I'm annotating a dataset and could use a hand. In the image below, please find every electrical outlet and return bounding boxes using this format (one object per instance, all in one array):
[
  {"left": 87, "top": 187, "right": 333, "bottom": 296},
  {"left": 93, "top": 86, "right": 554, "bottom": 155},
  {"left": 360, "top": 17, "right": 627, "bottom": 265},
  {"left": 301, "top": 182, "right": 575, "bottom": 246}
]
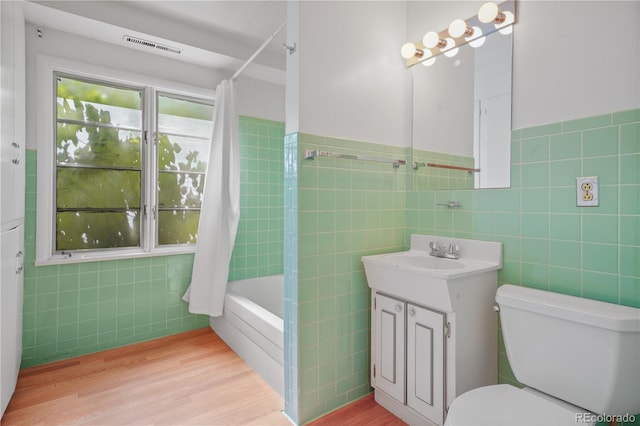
[{"left": 577, "top": 176, "right": 599, "bottom": 207}]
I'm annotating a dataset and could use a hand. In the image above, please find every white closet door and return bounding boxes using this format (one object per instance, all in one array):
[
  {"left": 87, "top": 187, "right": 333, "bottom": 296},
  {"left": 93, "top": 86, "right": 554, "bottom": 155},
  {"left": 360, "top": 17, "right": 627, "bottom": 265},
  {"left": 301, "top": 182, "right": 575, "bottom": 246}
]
[{"left": 1, "top": 0, "right": 25, "bottom": 227}]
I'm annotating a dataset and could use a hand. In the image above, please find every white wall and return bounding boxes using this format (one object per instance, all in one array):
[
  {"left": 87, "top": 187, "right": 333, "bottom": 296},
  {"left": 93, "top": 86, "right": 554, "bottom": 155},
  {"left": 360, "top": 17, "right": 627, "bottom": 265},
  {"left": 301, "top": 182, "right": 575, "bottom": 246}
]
[
  {"left": 291, "top": 1, "right": 409, "bottom": 147},
  {"left": 406, "top": 1, "right": 639, "bottom": 134},
  {"left": 512, "top": 1, "right": 640, "bottom": 129}
]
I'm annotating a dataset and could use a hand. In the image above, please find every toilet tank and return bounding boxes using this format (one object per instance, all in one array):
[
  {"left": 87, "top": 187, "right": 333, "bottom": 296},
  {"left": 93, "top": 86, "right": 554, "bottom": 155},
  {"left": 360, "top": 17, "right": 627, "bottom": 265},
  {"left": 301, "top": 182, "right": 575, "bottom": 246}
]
[{"left": 496, "top": 285, "right": 640, "bottom": 416}]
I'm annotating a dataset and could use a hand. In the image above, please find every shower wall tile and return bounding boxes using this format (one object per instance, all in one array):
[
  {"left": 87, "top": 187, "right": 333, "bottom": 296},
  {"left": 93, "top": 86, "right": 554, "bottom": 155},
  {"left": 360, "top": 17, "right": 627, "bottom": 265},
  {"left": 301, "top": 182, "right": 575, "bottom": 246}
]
[
  {"left": 405, "top": 108, "right": 640, "bottom": 389},
  {"left": 230, "top": 117, "right": 285, "bottom": 280},
  {"left": 22, "top": 116, "right": 282, "bottom": 368}
]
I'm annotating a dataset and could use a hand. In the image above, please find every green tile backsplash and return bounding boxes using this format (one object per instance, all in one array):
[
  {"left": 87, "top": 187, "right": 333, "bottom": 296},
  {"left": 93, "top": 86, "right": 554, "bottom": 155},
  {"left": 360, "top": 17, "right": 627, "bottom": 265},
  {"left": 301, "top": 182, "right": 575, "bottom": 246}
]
[
  {"left": 22, "top": 116, "right": 284, "bottom": 367},
  {"left": 406, "top": 108, "right": 640, "bottom": 388}
]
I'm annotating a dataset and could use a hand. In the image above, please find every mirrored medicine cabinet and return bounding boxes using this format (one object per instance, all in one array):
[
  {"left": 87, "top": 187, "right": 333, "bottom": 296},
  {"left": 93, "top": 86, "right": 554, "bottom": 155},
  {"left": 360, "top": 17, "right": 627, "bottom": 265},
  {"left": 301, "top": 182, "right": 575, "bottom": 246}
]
[{"left": 408, "top": 1, "right": 514, "bottom": 190}]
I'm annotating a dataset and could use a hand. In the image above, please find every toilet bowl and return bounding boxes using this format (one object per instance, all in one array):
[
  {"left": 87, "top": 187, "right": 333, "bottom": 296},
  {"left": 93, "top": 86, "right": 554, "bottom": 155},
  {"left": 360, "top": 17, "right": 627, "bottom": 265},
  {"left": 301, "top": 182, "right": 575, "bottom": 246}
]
[
  {"left": 445, "top": 285, "right": 640, "bottom": 426},
  {"left": 445, "top": 384, "right": 593, "bottom": 426}
]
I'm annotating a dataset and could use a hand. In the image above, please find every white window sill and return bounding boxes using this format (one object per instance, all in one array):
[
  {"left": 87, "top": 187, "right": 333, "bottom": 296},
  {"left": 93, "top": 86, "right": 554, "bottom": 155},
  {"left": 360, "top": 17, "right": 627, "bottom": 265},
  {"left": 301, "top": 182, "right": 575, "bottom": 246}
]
[{"left": 35, "top": 245, "right": 195, "bottom": 266}]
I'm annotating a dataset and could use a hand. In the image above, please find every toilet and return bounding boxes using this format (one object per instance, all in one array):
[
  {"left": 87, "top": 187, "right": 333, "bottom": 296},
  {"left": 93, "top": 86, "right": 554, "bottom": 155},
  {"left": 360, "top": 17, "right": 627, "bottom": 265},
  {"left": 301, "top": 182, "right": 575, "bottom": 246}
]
[{"left": 445, "top": 284, "right": 640, "bottom": 426}]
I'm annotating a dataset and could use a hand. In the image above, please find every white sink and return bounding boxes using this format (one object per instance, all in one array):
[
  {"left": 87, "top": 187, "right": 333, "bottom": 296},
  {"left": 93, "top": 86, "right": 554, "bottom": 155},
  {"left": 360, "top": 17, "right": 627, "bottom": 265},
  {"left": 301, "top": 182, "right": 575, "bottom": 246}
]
[
  {"left": 361, "top": 250, "right": 503, "bottom": 278},
  {"left": 374, "top": 252, "right": 465, "bottom": 271},
  {"left": 362, "top": 235, "right": 503, "bottom": 311}
]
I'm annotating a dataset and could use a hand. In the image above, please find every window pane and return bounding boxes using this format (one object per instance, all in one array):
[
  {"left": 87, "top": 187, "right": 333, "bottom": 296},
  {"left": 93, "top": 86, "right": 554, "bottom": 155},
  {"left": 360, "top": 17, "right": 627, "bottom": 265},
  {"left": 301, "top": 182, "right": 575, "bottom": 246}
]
[
  {"left": 57, "top": 76, "right": 142, "bottom": 127},
  {"left": 55, "top": 76, "right": 144, "bottom": 253},
  {"left": 56, "top": 211, "right": 140, "bottom": 250},
  {"left": 57, "top": 169, "right": 141, "bottom": 209},
  {"left": 157, "top": 210, "right": 200, "bottom": 245},
  {"left": 156, "top": 93, "right": 211, "bottom": 248},
  {"left": 157, "top": 134, "right": 209, "bottom": 172},
  {"left": 57, "top": 124, "right": 141, "bottom": 168},
  {"left": 158, "top": 95, "right": 213, "bottom": 138},
  {"left": 157, "top": 172, "right": 203, "bottom": 209}
]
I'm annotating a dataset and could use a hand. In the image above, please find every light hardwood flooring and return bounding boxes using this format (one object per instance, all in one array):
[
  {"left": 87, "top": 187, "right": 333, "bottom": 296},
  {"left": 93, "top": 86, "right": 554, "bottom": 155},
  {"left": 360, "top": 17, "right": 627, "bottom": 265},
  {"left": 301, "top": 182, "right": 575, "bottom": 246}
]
[
  {"left": 307, "top": 394, "right": 406, "bottom": 426},
  {"left": 1, "top": 328, "right": 404, "bottom": 426}
]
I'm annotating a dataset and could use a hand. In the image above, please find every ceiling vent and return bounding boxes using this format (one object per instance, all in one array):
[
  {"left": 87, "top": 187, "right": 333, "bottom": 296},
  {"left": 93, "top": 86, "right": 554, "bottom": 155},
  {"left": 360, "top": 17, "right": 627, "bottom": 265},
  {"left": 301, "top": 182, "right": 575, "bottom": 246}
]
[{"left": 123, "top": 35, "right": 182, "bottom": 55}]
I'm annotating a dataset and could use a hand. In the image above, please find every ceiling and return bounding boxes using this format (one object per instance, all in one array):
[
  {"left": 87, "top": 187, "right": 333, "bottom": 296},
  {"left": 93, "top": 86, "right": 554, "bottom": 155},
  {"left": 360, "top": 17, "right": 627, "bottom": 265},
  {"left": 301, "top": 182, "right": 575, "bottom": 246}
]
[
  {"left": 23, "top": 1, "right": 288, "bottom": 83},
  {"left": 123, "top": 1, "right": 287, "bottom": 52}
]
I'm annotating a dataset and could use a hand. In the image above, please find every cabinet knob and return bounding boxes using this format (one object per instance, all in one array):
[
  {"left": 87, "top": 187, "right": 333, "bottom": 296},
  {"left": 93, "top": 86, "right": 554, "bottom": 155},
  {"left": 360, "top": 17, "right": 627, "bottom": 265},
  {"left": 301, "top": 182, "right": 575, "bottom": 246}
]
[
  {"left": 395, "top": 304, "right": 402, "bottom": 313},
  {"left": 15, "top": 251, "right": 23, "bottom": 274},
  {"left": 11, "top": 142, "right": 21, "bottom": 165},
  {"left": 408, "top": 308, "right": 415, "bottom": 316}
]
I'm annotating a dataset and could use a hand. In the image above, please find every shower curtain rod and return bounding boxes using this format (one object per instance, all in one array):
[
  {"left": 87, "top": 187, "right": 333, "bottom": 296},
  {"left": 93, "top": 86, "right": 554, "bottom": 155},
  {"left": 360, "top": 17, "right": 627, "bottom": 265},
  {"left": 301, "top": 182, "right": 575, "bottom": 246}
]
[{"left": 230, "top": 21, "right": 287, "bottom": 81}]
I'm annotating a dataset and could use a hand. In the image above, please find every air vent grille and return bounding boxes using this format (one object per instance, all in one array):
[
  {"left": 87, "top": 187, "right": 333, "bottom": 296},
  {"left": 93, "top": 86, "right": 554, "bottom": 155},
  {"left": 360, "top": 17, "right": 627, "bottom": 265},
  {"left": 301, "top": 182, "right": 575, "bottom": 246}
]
[{"left": 123, "top": 35, "right": 182, "bottom": 55}]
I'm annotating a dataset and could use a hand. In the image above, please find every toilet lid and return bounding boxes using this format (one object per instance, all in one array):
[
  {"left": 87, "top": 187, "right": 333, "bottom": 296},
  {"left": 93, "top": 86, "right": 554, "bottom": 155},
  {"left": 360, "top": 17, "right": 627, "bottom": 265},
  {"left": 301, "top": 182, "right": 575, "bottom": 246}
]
[{"left": 445, "top": 384, "right": 591, "bottom": 426}]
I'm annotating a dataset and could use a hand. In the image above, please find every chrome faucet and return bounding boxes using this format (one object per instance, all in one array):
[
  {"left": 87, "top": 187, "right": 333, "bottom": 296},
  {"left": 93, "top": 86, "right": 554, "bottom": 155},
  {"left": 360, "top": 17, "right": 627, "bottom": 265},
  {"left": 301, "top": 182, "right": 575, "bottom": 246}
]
[{"left": 429, "top": 241, "right": 460, "bottom": 259}]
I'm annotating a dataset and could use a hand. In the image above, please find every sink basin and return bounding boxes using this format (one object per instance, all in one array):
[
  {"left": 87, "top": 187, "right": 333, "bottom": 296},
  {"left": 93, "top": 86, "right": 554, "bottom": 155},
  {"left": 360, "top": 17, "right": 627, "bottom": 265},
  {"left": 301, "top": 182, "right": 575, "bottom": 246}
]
[
  {"left": 361, "top": 235, "right": 503, "bottom": 311},
  {"left": 362, "top": 250, "right": 497, "bottom": 279},
  {"left": 369, "top": 251, "right": 465, "bottom": 271}
]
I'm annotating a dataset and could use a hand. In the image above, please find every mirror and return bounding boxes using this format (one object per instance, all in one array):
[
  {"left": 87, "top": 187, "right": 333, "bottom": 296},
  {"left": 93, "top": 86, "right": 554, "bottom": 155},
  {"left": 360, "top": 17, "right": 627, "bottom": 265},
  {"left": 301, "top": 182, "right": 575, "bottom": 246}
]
[{"left": 410, "top": 9, "right": 513, "bottom": 190}]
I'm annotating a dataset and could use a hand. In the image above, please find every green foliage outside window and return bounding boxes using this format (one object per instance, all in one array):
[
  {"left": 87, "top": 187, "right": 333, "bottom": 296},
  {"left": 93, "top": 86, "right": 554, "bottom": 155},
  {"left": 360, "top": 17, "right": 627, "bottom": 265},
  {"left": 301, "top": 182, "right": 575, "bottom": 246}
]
[{"left": 55, "top": 75, "right": 213, "bottom": 252}]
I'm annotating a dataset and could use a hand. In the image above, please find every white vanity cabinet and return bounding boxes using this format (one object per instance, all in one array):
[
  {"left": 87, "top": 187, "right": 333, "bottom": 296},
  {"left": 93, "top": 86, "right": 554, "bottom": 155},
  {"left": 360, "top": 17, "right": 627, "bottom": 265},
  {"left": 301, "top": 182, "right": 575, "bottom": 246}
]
[
  {"left": 363, "top": 235, "right": 503, "bottom": 426},
  {"left": 374, "top": 293, "right": 446, "bottom": 425}
]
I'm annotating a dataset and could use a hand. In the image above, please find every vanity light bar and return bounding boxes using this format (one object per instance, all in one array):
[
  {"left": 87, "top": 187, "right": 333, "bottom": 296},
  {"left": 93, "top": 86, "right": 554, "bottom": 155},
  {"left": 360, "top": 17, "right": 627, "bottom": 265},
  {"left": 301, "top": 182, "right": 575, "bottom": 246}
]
[{"left": 401, "top": 0, "right": 516, "bottom": 68}]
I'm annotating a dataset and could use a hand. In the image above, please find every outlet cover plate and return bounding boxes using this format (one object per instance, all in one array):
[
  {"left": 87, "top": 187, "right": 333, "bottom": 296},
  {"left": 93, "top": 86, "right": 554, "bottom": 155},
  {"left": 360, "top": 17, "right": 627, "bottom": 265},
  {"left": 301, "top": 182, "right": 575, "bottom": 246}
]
[{"left": 577, "top": 176, "right": 599, "bottom": 207}]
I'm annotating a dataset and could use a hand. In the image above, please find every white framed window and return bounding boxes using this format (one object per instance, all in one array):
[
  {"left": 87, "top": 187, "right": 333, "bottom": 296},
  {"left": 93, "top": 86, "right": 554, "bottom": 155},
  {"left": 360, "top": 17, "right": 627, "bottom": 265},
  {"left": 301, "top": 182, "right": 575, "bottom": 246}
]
[{"left": 36, "top": 56, "right": 215, "bottom": 265}]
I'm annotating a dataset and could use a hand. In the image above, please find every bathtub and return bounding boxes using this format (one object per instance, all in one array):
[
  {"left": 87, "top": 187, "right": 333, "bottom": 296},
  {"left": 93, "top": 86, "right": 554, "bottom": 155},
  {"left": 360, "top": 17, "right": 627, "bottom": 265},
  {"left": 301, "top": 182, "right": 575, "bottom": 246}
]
[{"left": 210, "top": 274, "right": 284, "bottom": 396}]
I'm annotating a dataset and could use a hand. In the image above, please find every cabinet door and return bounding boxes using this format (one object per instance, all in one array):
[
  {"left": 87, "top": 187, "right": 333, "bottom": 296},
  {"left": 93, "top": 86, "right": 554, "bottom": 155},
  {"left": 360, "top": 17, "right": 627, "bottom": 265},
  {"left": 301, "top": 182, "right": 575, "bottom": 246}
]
[
  {"left": 0, "top": 0, "right": 25, "bottom": 227},
  {"left": 406, "top": 303, "right": 445, "bottom": 424},
  {"left": 374, "top": 294, "right": 405, "bottom": 403},
  {"left": 1, "top": 224, "right": 24, "bottom": 416}
]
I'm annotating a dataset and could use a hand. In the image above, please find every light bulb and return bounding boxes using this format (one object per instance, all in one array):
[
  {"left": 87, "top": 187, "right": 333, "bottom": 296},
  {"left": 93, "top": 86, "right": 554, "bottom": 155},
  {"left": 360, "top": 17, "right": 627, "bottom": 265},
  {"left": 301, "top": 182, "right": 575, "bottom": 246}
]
[
  {"left": 422, "top": 56, "right": 437, "bottom": 67},
  {"left": 448, "top": 19, "right": 472, "bottom": 38},
  {"left": 418, "top": 45, "right": 434, "bottom": 66},
  {"left": 423, "top": 31, "right": 445, "bottom": 49},
  {"left": 469, "top": 35, "right": 486, "bottom": 48},
  {"left": 443, "top": 38, "right": 458, "bottom": 57},
  {"left": 401, "top": 42, "right": 422, "bottom": 59},
  {"left": 498, "top": 11, "right": 514, "bottom": 34},
  {"left": 478, "top": 2, "right": 505, "bottom": 24},
  {"left": 467, "top": 26, "right": 485, "bottom": 48}
]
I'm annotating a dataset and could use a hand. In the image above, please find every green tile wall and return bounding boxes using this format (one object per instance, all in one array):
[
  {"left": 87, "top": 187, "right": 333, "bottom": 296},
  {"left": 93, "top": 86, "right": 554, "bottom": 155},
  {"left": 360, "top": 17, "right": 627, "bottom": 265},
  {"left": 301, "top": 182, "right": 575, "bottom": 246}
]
[
  {"left": 285, "top": 133, "right": 409, "bottom": 423},
  {"left": 230, "top": 117, "right": 285, "bottom": 280},
  {"left": 406, "top": 109, "right": 640, "bottom": 391},
  {"left": 22, "top": 116, "right": 284, "bottom": 368}
]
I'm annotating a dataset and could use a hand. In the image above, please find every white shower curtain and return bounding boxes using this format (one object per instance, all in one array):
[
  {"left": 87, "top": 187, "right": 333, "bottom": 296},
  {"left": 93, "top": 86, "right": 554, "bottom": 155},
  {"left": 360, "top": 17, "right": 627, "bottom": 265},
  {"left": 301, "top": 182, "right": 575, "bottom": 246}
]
[{"left": 183, "top": 79, "right": 240, "bottom": 317}]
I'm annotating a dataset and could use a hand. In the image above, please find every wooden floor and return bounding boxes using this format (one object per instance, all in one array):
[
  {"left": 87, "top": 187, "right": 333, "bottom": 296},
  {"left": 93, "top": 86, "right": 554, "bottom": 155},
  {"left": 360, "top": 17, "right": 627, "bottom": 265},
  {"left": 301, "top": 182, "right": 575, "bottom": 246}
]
[
  {"left": 307, "top": 394, "right": 406, "bottom": 426},
  {"left": 1, "top": 328, "right": 404, "bottom": 426}
]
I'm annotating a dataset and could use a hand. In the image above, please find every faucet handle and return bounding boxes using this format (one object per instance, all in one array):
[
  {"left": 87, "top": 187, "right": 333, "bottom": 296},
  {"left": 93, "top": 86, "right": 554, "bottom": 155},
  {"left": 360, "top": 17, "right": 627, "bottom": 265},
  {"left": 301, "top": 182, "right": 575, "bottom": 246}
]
[
  {"left": 429, "top": 241, "right": 441, "bottom": 256},
  {"left": 447, "top": 243, "right": 460, "bottom": 258}
]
